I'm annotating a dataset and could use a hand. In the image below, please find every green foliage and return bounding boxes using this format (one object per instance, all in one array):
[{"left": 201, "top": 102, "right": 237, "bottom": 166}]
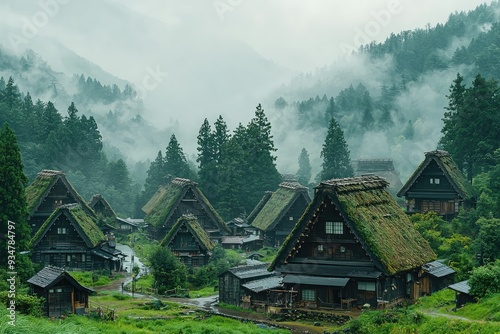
[
  {"left": 469, "top": 260, "right": 500, "bottom": 298},
  {"left": 148, "top": 246, "right": 187, "bottom": 293},
  {"left": 0, "top": 291, "right": 44, "bottom": 317},
  {"left": 473, "top": 217, "right": 500, "bottom": 264},
  {"left": 296, "top": 147, "right": 312, "bottom": 186},
  {"left": 318, "top": 116, "right": 354, "bottom": 181}
]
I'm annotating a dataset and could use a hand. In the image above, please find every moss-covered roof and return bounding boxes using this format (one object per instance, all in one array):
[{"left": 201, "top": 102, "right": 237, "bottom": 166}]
[
  {"left": 251, "top": 182, "right": 311, "bottom": 231},
  {"left": 247, "top": 191, "right": 273, "bottom": 223},
  {"left": 32, "top": 203, "right": 106, "bottom": 249},
  {"left": 397, "top": 150, "right": 474, "bottom": 199},
  {"left": 143, "top": 178, "right": 229, "bottom": 233},
  {"left": 88, "top": 194, "right": 116, "bottom": 218},
  {"left": 270, "top": 175, "right": 436, "bottom": 275},
  {"left": 25, "top": 170, "right": 95, "bottom": 217},
  {"left": 160, "top": 214, "right": 215, "bottom": 251}
]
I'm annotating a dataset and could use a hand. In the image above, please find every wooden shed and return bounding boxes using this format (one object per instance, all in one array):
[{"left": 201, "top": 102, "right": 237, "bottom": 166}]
[
  {"left": 270, "top": 175, "right": 436, "bottom": 309},
  {"left": 448, "top": 280, "right": 475, "bottom": 308},
  {"left": 28, "top": 266, "right": 92, "bottom": 317}
]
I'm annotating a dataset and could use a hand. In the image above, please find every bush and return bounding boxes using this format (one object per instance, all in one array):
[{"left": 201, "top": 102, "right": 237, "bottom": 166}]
[
  {"left": 0, "top": 291, "right": 44, "bottom": 317},
  {"left": 469, "top": 260, "right": 500, "bottom": 298}
]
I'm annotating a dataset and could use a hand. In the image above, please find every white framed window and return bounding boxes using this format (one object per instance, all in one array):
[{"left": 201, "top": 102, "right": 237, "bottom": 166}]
[
  {"left": 326, "top": 221, "right": 343, "bottom": 234},
  {"left": 317, "top": 244, "right": 324, "bottom": 252},
  {"left": 57, "top": 227, "right": 68, "bottom": 234},
  {"left": 430, "top": 178, "right": 440, "bottom": 184},
  {"left": 358, "top": 281, "right": 376, "bottom": 291},
  {"left": 301, "top": 289, "right": 315, "bottom": 301},
  {"left": 289, "top": 216, "right": 294, "bottom": 221}
]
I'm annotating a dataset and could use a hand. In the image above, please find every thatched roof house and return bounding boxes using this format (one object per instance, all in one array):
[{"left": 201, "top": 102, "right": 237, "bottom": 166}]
[
  {"left": 31, "top": 204, "right": 124, "bottom": 272},
  {"left": 160, "top": 214, "right": 215, "bottom": 268},
  {"left": 26, "top": 170, "right": 96, "bottom": 236},
  {"left": 88, "top": 194, "right": 116, "bottom": 218},
  {"left": 143, "top": 178, "right": 229, "bottom": 241},
  {"left": 398, "top": 150, "right": 475, "bottom": 220},
  {"left": 270, "top": 175, "right": 436, "bottom": 308},
  {"left": 249, "top": 181, "right": 311, "bottom": 247},
  {"left": 354, "top": 159, "right": 403, "bottom": 196}
]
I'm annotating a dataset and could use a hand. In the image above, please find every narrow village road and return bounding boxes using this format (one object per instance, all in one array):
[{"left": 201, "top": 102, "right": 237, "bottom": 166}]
[{"left": 421, "top": 310, "right": 485, "bottom": 323}]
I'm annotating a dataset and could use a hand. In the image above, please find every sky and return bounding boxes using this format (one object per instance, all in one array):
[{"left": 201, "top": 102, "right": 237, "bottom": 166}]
[{"left": 109, "top": 0, "right": 493, "bottom": 74}]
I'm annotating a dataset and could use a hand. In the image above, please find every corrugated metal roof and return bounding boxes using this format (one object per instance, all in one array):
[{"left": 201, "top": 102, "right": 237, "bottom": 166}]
[
  {"left": 242, "top": 276, "right": 282, "bottom": 293},
  {"left": 422, "top": 260, "right": 455, "bottom": 278},
  {"left": 448, "top": 280, "right": 470, "bottom": 294},
  {"left": 229, "top": 263, "right": 272, "bottom": 279},
  {"left": 283, "top": 274, "right": 349, "bottom": 287}
]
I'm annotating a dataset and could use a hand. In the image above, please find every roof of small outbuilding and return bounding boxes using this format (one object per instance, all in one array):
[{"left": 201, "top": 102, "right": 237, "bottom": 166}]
[
  {"left": 28, "top": 266, "right": 92, "bottom": 292},
  {"left": 160, "top": 214, "right": 215, "bottom": 252}
]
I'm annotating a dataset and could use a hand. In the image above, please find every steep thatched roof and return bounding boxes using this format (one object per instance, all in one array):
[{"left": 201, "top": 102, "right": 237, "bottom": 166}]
[
  {"left": 246, "top": 191, "right": 273, "bottom": 224},
  {"left": 88, "top": 194, "right": 116, "bottom": 218},
  {"left": 355, "top": 159, "right": 403, "bottom": 194},
  {"left": 270, "top": 175, "right": 436, "bottom": 275},
  {"left": 143, "top": 178, "right": 229, "bottom": 233},
  {"left": 32, "top": 204, "right": 106, "bottom": 249},
  {"left": 397, "top": 150, "right": 474, "bottom": 199},
  {"left": 26, "top": 170, "right": 95, "bottom": 218},
  {"left": 251, "top": 181, "right": 311, "bottom": 231},
  {"left": 160, "top": 214, "right": 214, "bottom": 251}
]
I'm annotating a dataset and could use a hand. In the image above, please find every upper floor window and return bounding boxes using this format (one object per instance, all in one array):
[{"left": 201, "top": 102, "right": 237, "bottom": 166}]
[
  {"left": 429, "top": 178, "right": 440, "bottom": 185},
  {"left": 326, "top": 221, "right": 343, "bottom": 234},
  {"left": 57, "top": 227, "right": 68, "bottom": 234}
]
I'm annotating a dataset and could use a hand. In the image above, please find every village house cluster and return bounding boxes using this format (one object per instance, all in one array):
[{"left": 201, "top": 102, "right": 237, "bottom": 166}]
[{"left": 25, "top": 150, "right": 474, "bottom": 317}]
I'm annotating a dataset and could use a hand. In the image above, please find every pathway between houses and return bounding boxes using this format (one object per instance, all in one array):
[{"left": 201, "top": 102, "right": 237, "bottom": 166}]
[{"left": 421, "top": 310, "right": 486, "bottom": 323}]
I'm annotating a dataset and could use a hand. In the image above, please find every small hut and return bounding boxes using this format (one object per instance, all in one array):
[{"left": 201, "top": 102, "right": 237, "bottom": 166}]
[{"left": 28, "top": 266, "right": 92, "bottom": 317}]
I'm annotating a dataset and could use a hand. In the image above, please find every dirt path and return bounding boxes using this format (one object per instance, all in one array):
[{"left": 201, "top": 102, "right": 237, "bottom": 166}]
[{"left": 421, "top": 310, "right": 485, "bottom": 323}]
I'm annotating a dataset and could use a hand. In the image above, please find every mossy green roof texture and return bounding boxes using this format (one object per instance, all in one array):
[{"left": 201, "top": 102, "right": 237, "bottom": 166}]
[
  {"left": 397, "top": 150, "right": 474, "bottom": 199},
  {"left": 26, "top": 170, "right": 95, "bottom": 217},
  {"left": 32, "top": 203, "right": 106, "bottom": 248},
  {"left": 251, "top": 182, "right": 311, "bottom": 231},
  {"left": 88, "top": 194, "right": 116, "bottom": 217},
  {"left": 143, "top": 178, "right": 229, "bottom": 233},
  {"left": 270, "top": 175, "right": 436, "bottom": 275},
  {"left": 160, "top": 214, "right": 215, "bottom": 251}
]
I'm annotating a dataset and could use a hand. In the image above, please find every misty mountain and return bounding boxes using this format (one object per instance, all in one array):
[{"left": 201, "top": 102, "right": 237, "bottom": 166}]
[{"left": 263, "top": 1, "right": 500, "bottom": 181}]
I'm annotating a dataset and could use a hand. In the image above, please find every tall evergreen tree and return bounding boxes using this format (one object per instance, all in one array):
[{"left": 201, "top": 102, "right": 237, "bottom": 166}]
[
  {"left": 296, "top": 148, "right": 312, "bottom": 186},
  {"left": 0, "top": 124, "right": 34, "bottom": 281},
  {"left": 440, "top": 74, "right": 500, "bottom": 180},
  {"left": 142, "top": 151, "right": 165, "bottom": 203},
  {"left": 164, "top": 134, "right": 194, "bottom": 180},
  {"left": 361, "top": 91, "right": 375, "bottom": 129},
  {"left": 318, "top": 117, "right": 354, "bottom": 181},
  {"left": 197, "top": 118, "right": 215, "bottom": 198}
]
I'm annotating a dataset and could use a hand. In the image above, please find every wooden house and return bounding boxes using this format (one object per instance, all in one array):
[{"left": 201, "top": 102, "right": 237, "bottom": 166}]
[
  {"left": 159, "top": 214, "right": 215, "bottom": 268},
  {"left": 249, "top": 181, "right": 311, "bottom": 247},
  {"left": 28, "top": 266, "right": 92, "bottom": 317},
  {"left": 448, "top": 280, "right": 475, "bottom": 308},
  {"left": 397, "top": 150, "right": 475, "bottom": 220},
  {"left": 88, "top": 194, "right": 116, "bottom": 219},
  {"left": 219, "top": 263, "right": 282, "bottom": 307},
  {"left": 115, "top": 217, "right": 144, "bottom": 232},
  {"left": 142, "top": 178, "right": 230, "bottom": 241},
  {"left": 26, "top": 170, "right": 96, "bottom": 236},
  {"left": 419, "top": 260, "right": 455, "bottom": 295},
  {"left": 354, "top": 159, "right": 403, "bottom": 197},
  {"left": 269, "top": 175, "right": 436, "bottom": 309},
  {"left": 31, "top": 204, "right": 125, "bottom": 272}
]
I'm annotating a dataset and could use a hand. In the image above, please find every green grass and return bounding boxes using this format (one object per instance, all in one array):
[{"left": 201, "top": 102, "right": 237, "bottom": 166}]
[
  {"left": 455, "top": 293, "right": 500, "bottom": 321},
  {"left": 0, "top": 302, "right": 288, "bottom": 334},
  {"left": 189, "top": 286, "right": 218, "bottom": 298},
  {"left": 68, "top": 271, "right": 124, "bottom": 287}
]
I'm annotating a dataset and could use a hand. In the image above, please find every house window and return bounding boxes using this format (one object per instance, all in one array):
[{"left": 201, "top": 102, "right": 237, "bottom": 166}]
[
  {"left": 317, "top": 244, "right": 324, "bottom": 252},
  {"left": 289, "top": 216, "right": 294, "bottom": 221},
  {"left": 326, "top": 221, "right": 343, "bottom": 234},
  {"left": 57, "top": 227, "right": 68, "bottom": 234},
  {"left": 429, "top": 178, "right": 440, "bottom": 184},
  {"left": 301, "top": 289, "right": 315, "bottom": 301},
  {"left": 358, "top": 281, "right": 376, "bottom": 291}
]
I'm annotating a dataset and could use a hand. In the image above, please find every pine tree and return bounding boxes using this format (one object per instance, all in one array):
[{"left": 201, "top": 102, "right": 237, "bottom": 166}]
[
  {"left": 164, "top": 134, "right": 194, "bottom": 180},
  {"left": 361, "top": 91, "right": 375, "bottom": 129},
  {"left": 142, "top": 151, "right": 166, "bottom": 203},
  {"left": 318, "top": 117, "right": 354, "bottom": 181},
  {"left": 197, "top": 119, "right": 215, "bottom": 197},
  {"left": 0, "top": 124, "right": 34, "bottom": 282},
  {"left": 296, "top": 148, "right": 312, "bottom": 185}
]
